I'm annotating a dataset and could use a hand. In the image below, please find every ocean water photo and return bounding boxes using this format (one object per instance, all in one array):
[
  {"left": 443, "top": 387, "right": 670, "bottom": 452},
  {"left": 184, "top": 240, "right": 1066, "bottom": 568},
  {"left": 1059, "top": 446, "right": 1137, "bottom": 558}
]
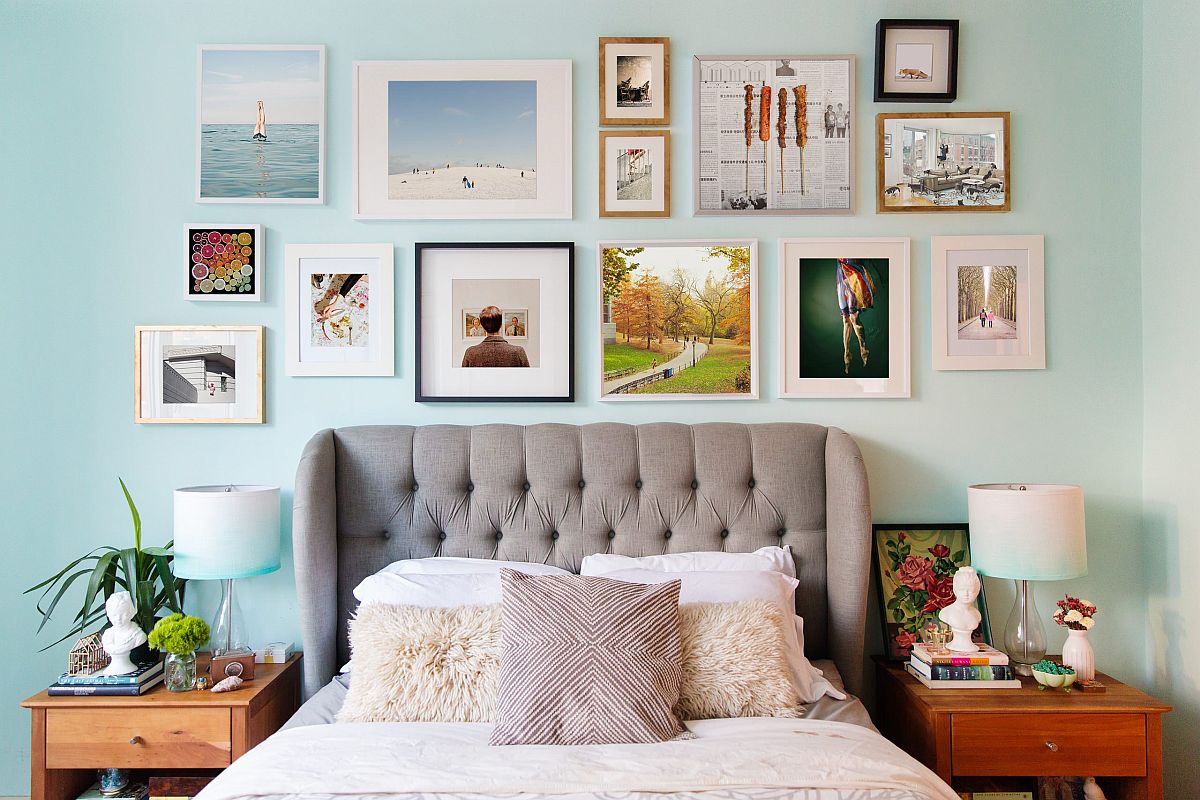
[{"left": 200, "top": 123, "right": 320, "bottom": 199}]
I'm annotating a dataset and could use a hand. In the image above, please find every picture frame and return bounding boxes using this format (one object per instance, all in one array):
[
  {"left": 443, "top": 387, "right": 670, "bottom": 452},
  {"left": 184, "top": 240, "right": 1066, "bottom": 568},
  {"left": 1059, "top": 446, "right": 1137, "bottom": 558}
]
[
  {"left": 134, "top": 325, "right": 264, "bottom": 424},
  {"left": 185, "top": 224, "right": 263, "bottom": 301},
  {"left": 884, "top": 146, "right": 892, "bottom": 159},
  {"left": 196, "top": 45, "right": 325, "bottom": 204},
  {"left": 599, "top": 240, "right": 758, "bottom": 401},
  {"left": 693, "top": 54, "right": 854, "bottom": 216},
  {"left": 877, "top": 111, "right": 1011, "bottom": 213},
  {"left": 599, "top": 130, "right": 670, "bottom": 218},
  {"left": 599, "top": 36, "right": 670, "bottom": 126},
  {"left": 284, "top": 243, "right": 395, "bottom": 376},
  {"left": 871, "top": 523, "right": 993, "bottom": 662},
  {"left": 416, "top": 242, "right": 574, "bottom": 402},
  {"left": 931, "top": 235, "right": 1046, "bottom": 370},
  {"left": 874, "top": 19, "right": 960, "bottom": 103},
  {"left": 353, "top": 60, "right": 572, "bottom": 219},
  {"left": 778, "top": 237, "right": 910, "bottom": 398}
]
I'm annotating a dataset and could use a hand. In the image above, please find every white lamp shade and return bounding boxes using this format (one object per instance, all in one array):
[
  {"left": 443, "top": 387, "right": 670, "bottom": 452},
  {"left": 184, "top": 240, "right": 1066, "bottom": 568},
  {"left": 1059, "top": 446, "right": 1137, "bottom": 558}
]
[
  {"left": 967, "top": 483, "right": 1087, "bottom": 581},
  {"left": 173, "top": 485, "right": 281, "bottom": 580}
]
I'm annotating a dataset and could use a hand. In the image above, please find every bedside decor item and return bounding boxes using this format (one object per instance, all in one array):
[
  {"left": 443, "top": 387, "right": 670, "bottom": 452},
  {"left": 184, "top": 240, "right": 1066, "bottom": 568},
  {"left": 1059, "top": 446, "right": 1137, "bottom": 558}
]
[
  {"left": 255, "top": 641, "right": 295, "bottom": 663},
  {"left": 196, "top": 675, "right": 211, "bottom": 690},
  {"left": 211, "top": 674, "right": 245, "bottom": 693},
  {"left": 931, "top": 235, "right": 1046, "bottom": 371},
  {"left": 284, "top": 243, "right": 395, "bottom": 376},
  {"left": 968, "top": 483, "right": 1087, "bottom": 675},
  {"left": 97, "top": 766, "right": 131, "bottom": 796},
  {"left": 599, "top": 130, "right": 670, "bottom": 217},
  {"left": 185, "top": 224, "right": 262, "bottom": 300},
  {"left": 877, "top": 112, "right": 1010, "bottom": 212},
  {"left": 1055, "top": 595, "right": 1098, "bottom": 680},
  {"left": 599, "top": 37, "right": 669, "bottom": 126},
  {"left": 173, "top": 485, "right": 281, "bottom": 656},
  {"left": 874, "top": 20, "right": 959, "bottom": 103},
  {"left": 26, "top": 479, "right": 184, "bottom": 650},
  {"left": 211, "top": 650, "right": 256, "bottom": 680},
  {"left": 938, "top": 567, "right": 982, "bottom": 652},
  {"left": 68, "top": 632, "right": 110, "bottom": 675},
  {"left": 1031, "top": 659, "right": 1077, "bottom": 691},
  {"left": 197, "top": 45, "right": 325, "bottom": 203},
  {"left": 100, "top": 592, "right": 148, "bottom": 676},
  {"left": 353, "top": 59, "right": 572, "bottom": 219},
  {"left": 135, "top": 325, "right": 265, "bottom": 424},
  {"left": 416, "top": 242, "right": 575, "bottom": 402},
  {"left": 872, "top": 524, "right": 991, "bottom": 660},
  {"left": 148, "top": 613, "right": 211, "bottom": 692},
  {"left": 779, "top": 238, "right": 911, "bottom": 398}
]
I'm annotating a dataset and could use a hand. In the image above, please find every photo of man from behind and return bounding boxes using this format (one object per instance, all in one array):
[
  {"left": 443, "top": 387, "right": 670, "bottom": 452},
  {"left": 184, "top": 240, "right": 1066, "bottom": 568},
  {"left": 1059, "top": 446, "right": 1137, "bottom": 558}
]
[{"left": 461, "top": 305, "right": 530, "bottom": 367}]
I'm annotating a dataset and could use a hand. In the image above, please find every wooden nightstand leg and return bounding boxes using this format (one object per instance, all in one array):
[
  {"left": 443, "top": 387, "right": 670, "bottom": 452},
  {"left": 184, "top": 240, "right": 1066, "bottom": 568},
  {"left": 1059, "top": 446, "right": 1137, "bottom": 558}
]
[
  {"left": 30, "top": 708, "right": 91, "bottom": 800},
  {"left": 1146, "top": 713, "right": 1164, "bottom": 800},
  {"left": 933, "top": 713, "right": 953, "bottom": 785},
  {"left": 232, "top": 705, "right": 249, "bottom": 760}
]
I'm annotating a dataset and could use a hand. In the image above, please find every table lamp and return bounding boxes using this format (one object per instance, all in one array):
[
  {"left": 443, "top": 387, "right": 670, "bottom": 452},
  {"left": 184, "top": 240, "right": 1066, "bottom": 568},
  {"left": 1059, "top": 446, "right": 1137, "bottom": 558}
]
[
  {"left": 967, "top": 483, "right": 1087, "bottom": 674},
  {"left": 173, "top": 485, "right": 280, "bottom": 656}
]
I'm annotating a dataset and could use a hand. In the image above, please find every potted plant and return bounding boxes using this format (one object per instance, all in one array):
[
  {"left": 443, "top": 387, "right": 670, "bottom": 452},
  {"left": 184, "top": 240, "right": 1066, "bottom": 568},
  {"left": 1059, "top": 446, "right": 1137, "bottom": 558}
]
[
  {"left": 25, "top": 479, "right": 186, "bottom": 658},
  {"left": 148, "top": 613, "right": 210, "bottom": 691}
]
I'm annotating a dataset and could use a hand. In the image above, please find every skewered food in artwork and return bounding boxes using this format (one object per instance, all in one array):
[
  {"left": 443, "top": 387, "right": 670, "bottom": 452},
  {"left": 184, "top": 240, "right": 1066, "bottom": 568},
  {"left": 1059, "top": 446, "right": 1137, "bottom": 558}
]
[
  {"left": 793, "top": 85, "right": 808, "bottom": 195},
  {"left": 743, "top": 84, "right": 755, "bottom": 195},
  {"left": 777, "top": 89, "right": 788, "bottom": 197},
  {"left": 758, "top": 85, "right": 772, "bottom": 142}
]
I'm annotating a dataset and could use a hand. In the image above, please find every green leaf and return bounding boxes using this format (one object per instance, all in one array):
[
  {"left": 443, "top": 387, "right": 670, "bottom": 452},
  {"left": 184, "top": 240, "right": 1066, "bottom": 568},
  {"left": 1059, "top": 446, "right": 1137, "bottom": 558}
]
[
  {"left": 119, "top": 477, "right": 142, "bottom": 552},
  {"left": 34, "top": 569, "right": 92, "bottom": 633},
  {"left": 141, "top": 546, "right": 171, "bottom": 557},
  {"left": 24, "top": 547, "right": 113, "bottom": 594},
  {"left": 76, "top": 550, "right": 120, "bottom": 627},
  {"left": 151, "top": 555, "right": 182, "bottom": 614},
  {"left": 952, "top": 550, "right": 965, "bottom": 563}
]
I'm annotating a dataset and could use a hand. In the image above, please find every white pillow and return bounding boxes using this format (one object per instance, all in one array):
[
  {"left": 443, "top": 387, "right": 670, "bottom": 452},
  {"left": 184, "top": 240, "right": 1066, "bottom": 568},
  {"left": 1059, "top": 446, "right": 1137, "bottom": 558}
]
[
  {"left": 354, "top": 572, "right": 502, "bottom": 607},
  {"left": 581, "top": 545, "right": 795, "bottom": 579},
  {"left": 380, "top": 557, "right": 571, "bottom": 576}
]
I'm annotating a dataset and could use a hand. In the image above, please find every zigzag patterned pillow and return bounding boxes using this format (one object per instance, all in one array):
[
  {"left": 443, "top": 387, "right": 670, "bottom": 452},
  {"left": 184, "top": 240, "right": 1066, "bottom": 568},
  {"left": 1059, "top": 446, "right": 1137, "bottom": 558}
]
[{"left": 490, "top": 569, "right": 685, "bottom": 745}]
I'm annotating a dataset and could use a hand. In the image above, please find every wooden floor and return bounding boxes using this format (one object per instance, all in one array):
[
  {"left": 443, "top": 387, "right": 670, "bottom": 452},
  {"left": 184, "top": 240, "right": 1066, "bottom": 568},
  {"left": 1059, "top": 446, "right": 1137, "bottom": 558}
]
[{"left": 883, "top": 192, "right": 937, "bottom": 207}]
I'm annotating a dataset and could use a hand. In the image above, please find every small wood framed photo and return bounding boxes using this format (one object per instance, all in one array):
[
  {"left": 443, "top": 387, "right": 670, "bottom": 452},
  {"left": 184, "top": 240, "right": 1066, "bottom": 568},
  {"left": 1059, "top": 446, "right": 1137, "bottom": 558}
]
[
  {"left": 874, "top": 19, "right": 959, "bottom": 103},
  {"left": 416, "top": 242, "right": 574, "bottom": 403},
  {"left": 599, "top": 130, "right": 670, "bottom": 218},
  {"left": 185, "top": 224, "right": 262, "bottom": 300},
  {"left": 599, "top": 37, "right": 669, "bottom": 126},
  {"left": 135, "top": 325, "right": 264, "bottom": 424},
  {"left": 931, "top": 235, "right": 1046, "bottom": 371}
]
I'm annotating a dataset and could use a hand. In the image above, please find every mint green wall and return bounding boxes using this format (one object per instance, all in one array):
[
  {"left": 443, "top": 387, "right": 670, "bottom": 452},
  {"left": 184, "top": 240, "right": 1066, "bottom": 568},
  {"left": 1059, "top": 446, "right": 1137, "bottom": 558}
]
[
  {"left": 0, "top": 1, "right": 1152, "bottom": 792},
  {"left": 1142, "top": 1, "right": 1199, "bottom": 796}
]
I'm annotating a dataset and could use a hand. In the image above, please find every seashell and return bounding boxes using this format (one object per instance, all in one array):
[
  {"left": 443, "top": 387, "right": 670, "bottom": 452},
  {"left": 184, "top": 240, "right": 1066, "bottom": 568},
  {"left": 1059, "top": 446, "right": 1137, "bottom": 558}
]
[{"left": 210, "top": 675, "right": 244, "bottom": 693}]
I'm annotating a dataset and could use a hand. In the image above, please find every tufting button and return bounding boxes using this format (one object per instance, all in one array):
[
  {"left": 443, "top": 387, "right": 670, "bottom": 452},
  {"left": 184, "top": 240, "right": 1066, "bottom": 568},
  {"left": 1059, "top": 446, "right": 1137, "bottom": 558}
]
[
  {"left": 382, "top": 528, "right": 391, "bottom": 539},
  {"left": 748, "top": 478, "right": 756, "bottom": 488},
  {"left": 523, "top": 482, "right": 531, "bottom": 491},
  {"left": 467, "top": 482, "right": 474, "bottom": 492},
  {"left": 691, "top": 479, "right": 699, "bottom": 490},
  {"left": 495, "top": 531, "right": 503, "bottom": 540},
  {"left": 720, "top": 529, "right": 729, "bottom": 538},
  {"left": 777, "top": 528, "right": 786, "bottom": 537},
  {"left": 412, "top": 484, "right": 419, "bottom": 492},
  {"left": 578, "top": 480, "right": 586, "bottom": 489},
  {"left": 438, "top": 531, "right": 447, "bottom": 541},
  {"left": 664, "top": 530, "right": 673, "bottom": 539},
  {"left": 607, "top": 530, "right": 616, "bottom": 539},
  {"left": 635, "top": 479, "right": 643, "bottom": 489},
  {"left": 551, "top": 531, "right": 560, "bottom": 540}
]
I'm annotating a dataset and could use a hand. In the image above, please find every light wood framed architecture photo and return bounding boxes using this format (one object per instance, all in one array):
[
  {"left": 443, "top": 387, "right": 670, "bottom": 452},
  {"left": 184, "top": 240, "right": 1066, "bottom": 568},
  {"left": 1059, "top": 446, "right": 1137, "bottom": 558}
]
[
  {"left": 599, "top": 130, "right": 670, "bottom": 217},
  {"left": 599, "top": 37, "right": 669, "bottom": 126},
  {"left": 877, "top": 111, "right": 1010, "bottom": 213},
  {"left": 134, "top": 325, "right": 264, "bottom": 424}
]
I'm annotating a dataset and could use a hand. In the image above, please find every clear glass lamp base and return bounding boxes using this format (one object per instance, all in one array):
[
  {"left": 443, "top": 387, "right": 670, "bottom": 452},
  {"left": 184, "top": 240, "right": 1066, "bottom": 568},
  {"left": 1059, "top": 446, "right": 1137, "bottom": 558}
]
[
  {"left": 210, "top": 578, "right": 251, "bottom": 656},
  {"left": 1004, "top": 579, "right": 1047, "bottom": 675}
]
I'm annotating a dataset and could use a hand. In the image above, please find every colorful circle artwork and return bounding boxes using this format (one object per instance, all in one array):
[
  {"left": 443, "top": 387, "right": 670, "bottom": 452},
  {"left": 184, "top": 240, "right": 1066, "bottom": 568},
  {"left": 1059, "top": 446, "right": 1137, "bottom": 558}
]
[{"left": 188, "top": 227, "right": 258, "bottom": 297}]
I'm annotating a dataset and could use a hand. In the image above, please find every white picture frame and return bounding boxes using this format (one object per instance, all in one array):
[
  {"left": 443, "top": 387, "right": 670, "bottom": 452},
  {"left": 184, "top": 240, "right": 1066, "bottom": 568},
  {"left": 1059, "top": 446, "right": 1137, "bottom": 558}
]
[
  {"left": 196, "top": 44, "right": 325, "bottom": 204},
  {"left": 598, "top": 239, "right": 758, "bottom": 402},
  {"left": 135, "top": 325, "right": 264, "bottom": 424},
  {"left": 353, "top": 60, "right": 572, "bottom": 219},
  {"left": 778, "top": 237, "right": 910, "bottom": 398},
  {"left": 284, "top": 243, "right": 395, "bottom": 376},
  {"left": 931, "top": 235, "right": 1046, "bottom": 370},
  {"left": 184, "top": 224, "right": 263, "bottom": 301}
]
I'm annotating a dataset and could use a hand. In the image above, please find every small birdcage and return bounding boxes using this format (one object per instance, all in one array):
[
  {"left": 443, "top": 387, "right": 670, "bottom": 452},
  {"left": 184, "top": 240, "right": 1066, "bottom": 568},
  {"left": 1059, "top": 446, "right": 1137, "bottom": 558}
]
[{"left": 68, "top": 632, "right": 110, "bottom": 675}]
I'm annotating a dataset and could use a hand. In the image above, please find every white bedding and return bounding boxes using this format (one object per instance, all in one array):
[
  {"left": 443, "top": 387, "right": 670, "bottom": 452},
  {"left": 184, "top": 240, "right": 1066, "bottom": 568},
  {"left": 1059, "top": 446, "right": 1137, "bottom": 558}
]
[{"left": 196, "top": 717, "right": 957, "bottom": 800}]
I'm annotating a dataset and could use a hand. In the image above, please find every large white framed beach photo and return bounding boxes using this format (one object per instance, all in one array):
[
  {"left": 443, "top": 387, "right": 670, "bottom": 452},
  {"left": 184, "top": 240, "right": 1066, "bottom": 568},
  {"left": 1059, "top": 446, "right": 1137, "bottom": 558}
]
[
  {"left": 353, "top": 60, "right": 572, "bottom": 219},
  {"left": 196, "top": 44, "right": 325, "bottom": 204},
  {"left": 284, "top": 244, "right": 395, "bottom": 376}
]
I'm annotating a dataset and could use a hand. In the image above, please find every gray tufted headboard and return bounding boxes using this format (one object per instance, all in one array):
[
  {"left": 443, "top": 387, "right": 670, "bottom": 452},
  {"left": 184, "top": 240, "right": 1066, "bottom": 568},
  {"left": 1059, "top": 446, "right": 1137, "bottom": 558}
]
[{"left": 292, "top": 422, "right": 872, "bottom": 697}]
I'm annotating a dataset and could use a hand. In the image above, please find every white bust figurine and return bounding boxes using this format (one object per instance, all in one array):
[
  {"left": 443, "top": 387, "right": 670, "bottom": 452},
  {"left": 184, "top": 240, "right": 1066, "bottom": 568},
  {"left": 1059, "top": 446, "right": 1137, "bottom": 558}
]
[
  {"left": 938, "top": 566, "right": 983, "bottom": 653},
  {"left": 100, "top": 591, "right": 147, "bottom": 675}
]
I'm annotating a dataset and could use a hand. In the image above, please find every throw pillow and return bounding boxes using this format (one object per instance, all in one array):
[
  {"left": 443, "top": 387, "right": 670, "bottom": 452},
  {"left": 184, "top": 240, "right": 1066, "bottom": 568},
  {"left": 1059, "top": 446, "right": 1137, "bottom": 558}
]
[{"left": 490, "top": 569, "right": 685, "bottom": 745}]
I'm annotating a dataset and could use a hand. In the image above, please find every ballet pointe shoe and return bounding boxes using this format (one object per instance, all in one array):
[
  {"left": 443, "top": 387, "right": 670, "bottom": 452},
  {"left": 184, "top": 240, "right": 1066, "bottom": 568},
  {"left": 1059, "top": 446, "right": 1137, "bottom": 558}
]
[
  {"left": 844, "top": 352, "right": 851, "bottom": 374},
  {"left": 860, "top": 344, "right": 870, "bottom": 367}
]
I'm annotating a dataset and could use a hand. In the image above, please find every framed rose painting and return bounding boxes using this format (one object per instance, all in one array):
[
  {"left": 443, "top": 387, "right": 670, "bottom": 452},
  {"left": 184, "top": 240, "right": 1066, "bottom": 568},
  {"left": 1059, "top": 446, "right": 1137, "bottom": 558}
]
[{"left": 872, "top": 523, "right": 992, "bottom": 661}]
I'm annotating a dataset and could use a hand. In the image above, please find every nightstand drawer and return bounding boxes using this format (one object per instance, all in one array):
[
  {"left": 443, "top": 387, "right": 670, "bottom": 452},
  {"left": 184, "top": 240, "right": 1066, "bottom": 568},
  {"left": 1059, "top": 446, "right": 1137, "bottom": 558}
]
[
  {"left": 45, "top": 707, "right": 232, "bottom": 768},
  {"left": 952, "top": 712, "right": 1146, "bottom": 776}
]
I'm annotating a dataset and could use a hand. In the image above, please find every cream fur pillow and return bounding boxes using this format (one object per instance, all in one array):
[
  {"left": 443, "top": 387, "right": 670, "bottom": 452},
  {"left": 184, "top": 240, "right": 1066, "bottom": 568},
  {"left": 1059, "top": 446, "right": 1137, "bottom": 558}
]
[
  {"left": 337, "top": 604, "right": 500, "bottom": 723},
  {"left": 677, "top": 599, "right": 803, "bottom": 720}
]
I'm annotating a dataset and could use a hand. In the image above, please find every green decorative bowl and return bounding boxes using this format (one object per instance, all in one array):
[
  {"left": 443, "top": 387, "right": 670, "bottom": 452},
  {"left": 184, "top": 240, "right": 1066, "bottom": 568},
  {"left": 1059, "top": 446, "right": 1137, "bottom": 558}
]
[{"left": 1032, "top": 665, "right": 1077, "bottom": 689}]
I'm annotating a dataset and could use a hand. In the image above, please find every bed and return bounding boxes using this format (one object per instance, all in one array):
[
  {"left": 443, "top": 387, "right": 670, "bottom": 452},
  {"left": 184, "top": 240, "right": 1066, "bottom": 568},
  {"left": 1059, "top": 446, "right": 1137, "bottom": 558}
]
[{"left": 197, "top": 423, "right": 957, "bottom": 800}]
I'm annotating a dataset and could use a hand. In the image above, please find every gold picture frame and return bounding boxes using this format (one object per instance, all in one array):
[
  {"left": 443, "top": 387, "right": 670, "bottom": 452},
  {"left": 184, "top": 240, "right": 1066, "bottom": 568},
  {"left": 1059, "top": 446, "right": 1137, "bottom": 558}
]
[
  {"left": 599, "top": 37, "right": 670, "bottom": 126},
  {"left": 134, "top": 325, "right": 265, "bottom": 424},
  {"left": 599, "top": 130, "right": 671, "bottom": 218}
]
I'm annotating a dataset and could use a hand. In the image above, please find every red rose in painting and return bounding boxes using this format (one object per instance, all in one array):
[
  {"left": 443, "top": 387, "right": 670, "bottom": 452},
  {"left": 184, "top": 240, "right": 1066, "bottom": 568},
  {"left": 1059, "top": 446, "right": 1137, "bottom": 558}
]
[
  {"left": 894, "top": 629, "right": 917, "bottom": 652},
  {"left": 928, "top": 544, "right": 950, "bottom": 558},
  {"left": 923, "top": 574, "right": 956, "bottom": 612},
  {"left": 896, "top": 554, "right": 934, "bottom": 590},
  {"left": 897, "top": 531, "right": 907, "bottom": 541}
]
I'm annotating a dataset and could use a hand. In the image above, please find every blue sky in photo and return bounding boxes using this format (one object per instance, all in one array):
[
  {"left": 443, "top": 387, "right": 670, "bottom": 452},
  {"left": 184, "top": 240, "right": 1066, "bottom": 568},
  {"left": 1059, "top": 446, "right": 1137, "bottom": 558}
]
[
  {"left": 388, "top": 80, "right": 536, "bottom": 174},
  {"left": 201, "top": 48, "right": 322, "bottom": 124}
]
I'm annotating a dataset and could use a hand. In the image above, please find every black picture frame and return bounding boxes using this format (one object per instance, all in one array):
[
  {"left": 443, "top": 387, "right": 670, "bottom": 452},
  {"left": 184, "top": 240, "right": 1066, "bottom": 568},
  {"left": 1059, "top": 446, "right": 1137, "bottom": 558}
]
[
  {"left": 415, "top": 242, "right": 575, "bottom": 403},
  {"left": 871, "top": 523, "right": 993, "bottom": 661},
  {"left": 874, "top": 19, "right": 960, "bottom": 103}
]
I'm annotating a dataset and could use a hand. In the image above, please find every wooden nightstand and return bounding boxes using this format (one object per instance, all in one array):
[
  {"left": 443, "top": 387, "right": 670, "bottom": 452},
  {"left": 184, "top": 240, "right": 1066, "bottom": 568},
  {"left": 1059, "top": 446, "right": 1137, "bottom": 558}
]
[
  {"left": 874, "top": 656, "right": 1171, "bottom": 800},
  {"left": 21, "top": 653, "right": 301, "bottom": 800}
]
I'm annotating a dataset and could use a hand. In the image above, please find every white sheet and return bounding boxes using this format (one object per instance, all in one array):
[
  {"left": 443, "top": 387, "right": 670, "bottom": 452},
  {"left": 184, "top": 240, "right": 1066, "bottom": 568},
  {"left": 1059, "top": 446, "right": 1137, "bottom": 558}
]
[{"left": 197, "top": 717, "right": 957, "bottom": 800}]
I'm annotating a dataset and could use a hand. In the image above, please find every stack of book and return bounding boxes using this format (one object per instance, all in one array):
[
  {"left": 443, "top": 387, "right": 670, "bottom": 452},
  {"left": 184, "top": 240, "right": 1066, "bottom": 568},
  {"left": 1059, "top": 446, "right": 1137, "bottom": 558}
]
[
  {"left": 905, "top": 642, "right": 1020, "bottom": 689},
  {"left": 48, "top": 660, "right": 164, "bottom": 696}
]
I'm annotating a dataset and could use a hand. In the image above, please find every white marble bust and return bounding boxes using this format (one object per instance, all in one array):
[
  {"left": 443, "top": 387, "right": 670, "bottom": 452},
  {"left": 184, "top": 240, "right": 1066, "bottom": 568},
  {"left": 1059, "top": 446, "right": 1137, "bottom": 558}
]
[
  {"left": 938, "top": 566, "right": 983, "bottom": 653},
  {"left": 100, "top": 591, "right": 147, "bottom": 675}
]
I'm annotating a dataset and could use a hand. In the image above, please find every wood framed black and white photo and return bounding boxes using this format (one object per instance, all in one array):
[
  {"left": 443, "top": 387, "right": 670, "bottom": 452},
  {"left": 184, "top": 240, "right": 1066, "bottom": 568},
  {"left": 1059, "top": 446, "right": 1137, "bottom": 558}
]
[
  {"left": 931, "top": 235, "right": 1046, "bottom": 370},
  {"left": 134, "top": 325, "right": 264, "bottom": 424},
  {"left": 599, "top": 37, "right": 669, "bottom": 126},
  {"left": 599, "top": 130, "right": 670, "bottom": 217},
  {"left": 874, "top": 20, "right": 959, "bottom": 103},
  {"left": 416, "top": 242, "right": 574, "bottom": 402},
  {"left": 284, "top": 243, "right": 395, "bottom": 376},
  {"left": 352, "top": 60, "right": 572, "bottom": 219}
]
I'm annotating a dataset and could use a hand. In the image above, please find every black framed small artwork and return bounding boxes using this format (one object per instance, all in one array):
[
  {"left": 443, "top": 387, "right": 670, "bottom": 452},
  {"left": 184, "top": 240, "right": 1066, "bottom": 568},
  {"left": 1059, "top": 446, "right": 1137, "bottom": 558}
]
[
  {"left": 874, "top": 19, "right": 959, "bottom": 103},
  {"left": 415, "top": 242, "right": 575, "bottom": 403}
]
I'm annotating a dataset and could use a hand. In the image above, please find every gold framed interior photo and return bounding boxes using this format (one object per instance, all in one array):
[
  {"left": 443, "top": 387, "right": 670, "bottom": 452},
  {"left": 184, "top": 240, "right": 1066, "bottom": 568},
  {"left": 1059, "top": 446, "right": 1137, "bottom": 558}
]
[
  {"left": 599, "top": 37, "right": 669, "bottom": 126},
  {"left": 134, "top": 325, "right": 264, "bottom": 424},
  {"left": 599, "top": 130, "right": 670, "bottom": 218}
]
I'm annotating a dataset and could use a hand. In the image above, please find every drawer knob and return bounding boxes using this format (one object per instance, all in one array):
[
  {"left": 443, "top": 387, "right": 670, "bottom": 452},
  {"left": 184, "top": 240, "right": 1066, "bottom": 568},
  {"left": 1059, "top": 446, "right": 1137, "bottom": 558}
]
[
  {"left": 129, "top": 736, "right": 143, "bottom": 746},
  {"left": 1044, "top": 740, "right": 1059, "bottom": 752}
]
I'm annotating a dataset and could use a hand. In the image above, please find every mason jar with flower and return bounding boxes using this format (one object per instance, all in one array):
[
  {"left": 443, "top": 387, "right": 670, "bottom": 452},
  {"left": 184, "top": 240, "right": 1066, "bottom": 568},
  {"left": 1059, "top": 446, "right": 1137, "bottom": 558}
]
[
  {"left": 148, "top": 613, "right": 210, "bottom": 692},
  {"left": 1053, "top": 595, "right": 1097, "bottom": 680}
]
